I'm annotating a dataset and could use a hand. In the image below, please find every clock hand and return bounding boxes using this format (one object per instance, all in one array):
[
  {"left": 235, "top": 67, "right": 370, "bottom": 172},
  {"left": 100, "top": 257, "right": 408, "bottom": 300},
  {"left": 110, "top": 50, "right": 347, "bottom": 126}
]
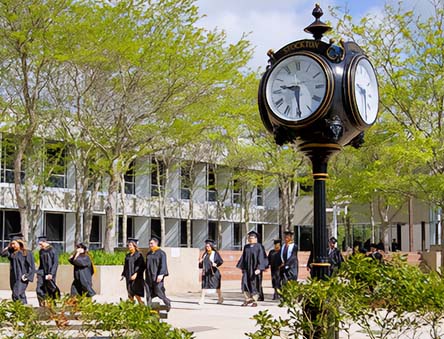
[
  {"left": 280, "top": 85, "right": 297, "bottom": 90},
  {"left": 294, "top": 86, "right": 302, "bottom": 118},
  {"left": 356, "top": 84, "right": 367, "bottom": 120}
]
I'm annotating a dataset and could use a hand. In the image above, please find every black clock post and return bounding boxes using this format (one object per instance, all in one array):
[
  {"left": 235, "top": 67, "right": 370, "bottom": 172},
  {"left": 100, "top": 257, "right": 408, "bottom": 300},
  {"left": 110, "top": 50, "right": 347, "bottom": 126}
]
[{"left": 258, "top": 0, "right": 379, "bottom": 314}]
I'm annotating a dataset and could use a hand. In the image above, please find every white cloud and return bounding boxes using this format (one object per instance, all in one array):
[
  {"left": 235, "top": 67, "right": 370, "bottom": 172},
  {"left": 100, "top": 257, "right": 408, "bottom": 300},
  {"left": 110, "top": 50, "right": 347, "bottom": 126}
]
[{"left": 195, "top": 0, "right": 438, "bottom": 70}]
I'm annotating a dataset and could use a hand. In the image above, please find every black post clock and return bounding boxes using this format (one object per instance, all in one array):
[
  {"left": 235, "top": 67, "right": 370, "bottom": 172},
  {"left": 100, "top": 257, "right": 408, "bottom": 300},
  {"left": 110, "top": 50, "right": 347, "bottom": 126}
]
[{"left": 258, "top": 4, "right": 379, "bottom": 280}]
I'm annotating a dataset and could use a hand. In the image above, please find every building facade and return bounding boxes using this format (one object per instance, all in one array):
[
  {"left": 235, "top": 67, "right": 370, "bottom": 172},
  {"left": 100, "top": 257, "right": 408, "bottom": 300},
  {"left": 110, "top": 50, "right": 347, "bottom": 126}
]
[{"left": 0, "top": 141, "right": 281, "bottom": 252}]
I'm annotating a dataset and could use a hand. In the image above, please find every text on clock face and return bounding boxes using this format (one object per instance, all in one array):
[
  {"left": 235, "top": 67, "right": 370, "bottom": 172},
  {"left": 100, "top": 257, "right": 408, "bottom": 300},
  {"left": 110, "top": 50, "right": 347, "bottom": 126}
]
[{"left": 266, "top": 55, "right": 328, "bottom": 121}]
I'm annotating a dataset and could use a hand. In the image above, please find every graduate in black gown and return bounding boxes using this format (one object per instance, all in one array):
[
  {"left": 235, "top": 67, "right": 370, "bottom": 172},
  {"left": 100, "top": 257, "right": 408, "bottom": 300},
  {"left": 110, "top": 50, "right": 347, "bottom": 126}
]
[
  {"left": 145, "top": 237, "right": 171, "bottom": 311},
  {"left": 236, "top": 230, "right": 267, "bottom": 307},
  {"left": 121, "top": 238, "right": 145, "bottom": 304},
  {"left": 327, "top": 237, "right": 344, "bottom": 276},
  {"left": 198, "top": 239, "right": 224, "bottom": 305},
  {"left": 1, "top": 233, "right": 35, "bottom": 304},
  {"left": 280, "top": 230, "right": 298, "bottom": 284},
  {"left": 68, "top": 243, "right": 96, "bottom": 297},
  {"left": 267, "top": 239, "right": 282, "bottom": 300},
  {"left": 36, "top": 235, "right": 59, "bottom": 305}
]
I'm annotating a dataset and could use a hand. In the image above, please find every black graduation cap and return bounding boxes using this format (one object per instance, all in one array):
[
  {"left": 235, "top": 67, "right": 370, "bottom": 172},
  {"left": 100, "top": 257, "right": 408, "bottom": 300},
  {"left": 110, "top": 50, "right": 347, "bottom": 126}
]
[
  {"left": 205, "top": 239, "right": 215, "bottom": 245},
  {"left": 37, "top": 235, "right": 48, "bottom": 243},
  {"left": 283, "top": 230, "right": 294, "bottom": 236},
  {"left": 77, "top": 243, "right": 88, "bottom": 250},
  {"left": 273, "top": 239, "right": 282, "bottom": 245},
  {"left": 329, "top": 237, "right": 337, "bottom": 244},
  {"left": 149, "top": 236, "right": 161, "bottom": 245},
  {"left": 127, "top": 238, "right": 139, "bottom": 245},
  {"left": 247, "top": 230, "right": 259, "bottom": 238},
  {"left": 9, "top": 232, "right": 24, "bottom": 241}
]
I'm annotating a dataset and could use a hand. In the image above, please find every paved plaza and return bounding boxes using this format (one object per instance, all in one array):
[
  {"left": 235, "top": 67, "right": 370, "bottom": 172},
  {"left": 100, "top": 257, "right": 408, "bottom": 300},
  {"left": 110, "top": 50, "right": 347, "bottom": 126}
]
[{"left": 0, "top": 281, "right": 433, "bottom": 338}]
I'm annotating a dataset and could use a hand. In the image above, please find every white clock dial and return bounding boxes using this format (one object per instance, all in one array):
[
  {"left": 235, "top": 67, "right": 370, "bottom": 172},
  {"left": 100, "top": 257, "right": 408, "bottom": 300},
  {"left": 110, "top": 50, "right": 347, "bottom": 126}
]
[
  {"left": 265, "top": 53, "right": 332, "bottom": 123},
  {"left": 353, "top": 58, "right": 379, "bottom": 125}
]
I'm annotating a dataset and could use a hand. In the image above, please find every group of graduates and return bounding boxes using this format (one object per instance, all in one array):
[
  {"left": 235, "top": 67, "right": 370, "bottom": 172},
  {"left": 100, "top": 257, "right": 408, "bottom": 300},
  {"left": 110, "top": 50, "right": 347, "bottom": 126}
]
[
  {"left": 1, "top": 230, "right": 347, "bottom": 309},
  {"left": 1, "top": 233, "right": 171, "bottom": 311},
  {"left": 198, "top": 230, "right": 345, "bottom": 307},
  {"left": 1, "top": 233, "right": 97, "bottom": 305},
  {"left": 236, "top": 230, "right": 299, "bottom": 306}
]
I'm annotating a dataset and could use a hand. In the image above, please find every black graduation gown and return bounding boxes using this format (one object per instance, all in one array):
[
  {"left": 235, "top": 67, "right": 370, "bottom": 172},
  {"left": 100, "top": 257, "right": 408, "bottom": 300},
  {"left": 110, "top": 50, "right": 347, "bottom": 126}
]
[
  {"left": 236, "top": 243, "right": 267, "bottom": 296},
  {"left": 1, "top": 248, "right": 35, "bottom": 304},
  {"left": 145, "top": 248, "right": 171, "bottom": 307},
  {"left": 69, "top": 254, "right": 96, "bottom": 297},
  {"left": 199, "top": 250, "right": 223, "bottom": 289},
  {"left": 122, "top": 251, "right": 145, "bottom": 297},
  {"left": 280, "top": 243, "right": 298, "bottom": 283},
  {"left": 36, "top": 246, "right": 59, "bottom": 300},
  {"left": 267, "top": 249, "right": 282, "bottom": 289},
  {"left": 327, "top": 247, "right": 344, "bottom": 276}
]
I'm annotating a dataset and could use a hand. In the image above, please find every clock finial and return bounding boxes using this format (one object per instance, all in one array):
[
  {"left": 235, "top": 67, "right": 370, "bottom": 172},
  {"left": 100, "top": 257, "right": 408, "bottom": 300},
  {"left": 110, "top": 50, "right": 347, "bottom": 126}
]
[{"left": 304, "top": 4, "right": 332, "bottom": 40}]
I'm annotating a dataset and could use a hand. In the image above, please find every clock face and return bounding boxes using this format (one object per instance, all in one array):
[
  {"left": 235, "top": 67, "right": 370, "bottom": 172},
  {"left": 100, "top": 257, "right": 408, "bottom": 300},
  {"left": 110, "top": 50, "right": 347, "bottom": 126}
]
[
  {"left": 265, "top": 53, "right": 333, "bottom": 123},
  {"left": 352, "top": 58, "right": 379, "bottom": 125}
]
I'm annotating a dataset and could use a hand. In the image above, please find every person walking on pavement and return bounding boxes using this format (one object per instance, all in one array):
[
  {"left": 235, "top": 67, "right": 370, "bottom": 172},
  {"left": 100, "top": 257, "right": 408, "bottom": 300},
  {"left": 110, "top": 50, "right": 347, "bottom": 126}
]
[
  {"left": 268, "top": 239, "right": 282, "bottom": 300},
  {"left": 1, "top": 233, "right": 35, "bottom": 304},
  {"left": 236, "top": 230, "right": 267, "bottom": 307},
  {"left": 280, "top": 230, "right": 298, "bottom": 284},
  {"left": 198, "top": 239, "right": 224, "bottom": 305},
  {"left": 327, "top": 237, "right": 344, "bottom": 276},
  {"left": 36, "top": 235, "right": 59, "bottom": 305},
  {"left": 121, "top": 238, "right": 145, "bottom": 304},
  {"left": 69, "top": 243, "right": 96, "bottom": 297},
  {"left": 145, "top": 237, "right": 171, "bottom": 311}
]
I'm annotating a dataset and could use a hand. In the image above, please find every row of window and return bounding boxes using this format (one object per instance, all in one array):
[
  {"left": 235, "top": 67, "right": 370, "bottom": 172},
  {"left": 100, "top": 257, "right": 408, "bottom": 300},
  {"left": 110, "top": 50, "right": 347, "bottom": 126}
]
[
  {"left": 0, "top": 210, "right": 248, "bottom": 252},
  {"left": 1, "top": 145, "right": 265, "bottom": 206}
]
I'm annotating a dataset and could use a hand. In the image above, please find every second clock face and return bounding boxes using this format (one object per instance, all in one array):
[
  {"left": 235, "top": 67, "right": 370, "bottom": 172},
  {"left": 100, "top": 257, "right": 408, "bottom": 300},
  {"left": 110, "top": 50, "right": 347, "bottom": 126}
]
[
  {"left": 353, "top": 57, "right": 379, "bottom": 125},
  {"left": 265, "top": 53, "right": 332, "bottom": 123}
]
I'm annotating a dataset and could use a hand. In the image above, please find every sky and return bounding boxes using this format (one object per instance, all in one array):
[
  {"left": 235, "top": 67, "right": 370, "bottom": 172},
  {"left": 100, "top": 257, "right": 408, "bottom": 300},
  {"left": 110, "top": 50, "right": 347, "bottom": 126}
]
[{"left": 195, "top": 0, "right": 434, "bottom": 70}]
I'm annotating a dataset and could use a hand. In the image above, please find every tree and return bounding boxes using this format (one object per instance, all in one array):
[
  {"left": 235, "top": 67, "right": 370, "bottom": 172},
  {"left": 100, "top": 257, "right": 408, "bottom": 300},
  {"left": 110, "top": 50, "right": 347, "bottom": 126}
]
[
  {"left": 0, "top": 0, "right": 73, "bottom": 244},
  {"left": 329, "top": 0, "right": 442, "bottom": 248}
]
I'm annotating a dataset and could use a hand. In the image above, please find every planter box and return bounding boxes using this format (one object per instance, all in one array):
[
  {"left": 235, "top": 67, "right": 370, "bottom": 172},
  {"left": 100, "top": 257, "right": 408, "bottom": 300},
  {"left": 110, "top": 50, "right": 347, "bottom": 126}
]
[{"left": 0, "top": 247, "right": 200, "bottom": 296}]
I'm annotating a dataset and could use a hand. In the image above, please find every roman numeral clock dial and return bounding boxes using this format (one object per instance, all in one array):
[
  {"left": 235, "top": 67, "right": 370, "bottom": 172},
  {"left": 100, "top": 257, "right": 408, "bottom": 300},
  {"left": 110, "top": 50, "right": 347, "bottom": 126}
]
[{"left": 264, "top": 52, "right": 333, "bottom": 125}]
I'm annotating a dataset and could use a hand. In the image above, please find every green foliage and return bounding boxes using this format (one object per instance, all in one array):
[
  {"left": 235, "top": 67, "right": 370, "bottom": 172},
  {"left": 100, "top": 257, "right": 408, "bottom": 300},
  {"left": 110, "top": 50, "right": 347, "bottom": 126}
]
[
  {"left": 57, "top": 250, "right": 127, "bottom": 265},
  {"left": 248, "top": 255, "right": 444, "bottom": 339},
  {"left": 0, "top": 296, "right": 194, "bottom": 339}
]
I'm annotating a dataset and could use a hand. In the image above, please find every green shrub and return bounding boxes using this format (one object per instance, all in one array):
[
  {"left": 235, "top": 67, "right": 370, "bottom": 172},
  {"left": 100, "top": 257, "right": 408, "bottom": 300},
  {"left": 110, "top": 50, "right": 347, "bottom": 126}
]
[
  {"left": 58, "top": 249, "right": 127, "bottom": 265},
  {"left": 0, "top": 296, "right": 194, "bottom": 339},
  {"left": 248, "top": 254, "right": 444, "bottom": 339}
]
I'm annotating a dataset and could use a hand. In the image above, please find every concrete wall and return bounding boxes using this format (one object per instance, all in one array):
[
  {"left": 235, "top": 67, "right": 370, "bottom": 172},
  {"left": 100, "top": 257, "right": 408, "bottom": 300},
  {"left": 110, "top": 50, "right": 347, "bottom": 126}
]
[{"left": 0, "top": 247, "right": 200, "bottom": 296}]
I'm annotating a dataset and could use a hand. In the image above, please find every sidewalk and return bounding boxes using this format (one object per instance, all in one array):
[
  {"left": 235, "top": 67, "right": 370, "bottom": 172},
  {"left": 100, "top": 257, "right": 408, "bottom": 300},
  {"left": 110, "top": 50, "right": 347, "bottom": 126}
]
[{"left": 0, "top": 281, "right": 429, "bottom": 339}]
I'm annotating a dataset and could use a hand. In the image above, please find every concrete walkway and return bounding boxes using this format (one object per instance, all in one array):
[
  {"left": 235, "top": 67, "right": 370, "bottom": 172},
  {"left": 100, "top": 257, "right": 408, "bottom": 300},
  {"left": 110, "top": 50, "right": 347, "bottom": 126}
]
[{"left": 0, "top": 281, "right": 433, "bottom": 338}]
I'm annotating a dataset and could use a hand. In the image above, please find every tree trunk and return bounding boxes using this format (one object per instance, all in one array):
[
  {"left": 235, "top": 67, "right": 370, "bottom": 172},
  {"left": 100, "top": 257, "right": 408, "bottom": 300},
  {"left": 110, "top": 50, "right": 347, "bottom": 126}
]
[
  {"left": 83, "top": 179, "right": 100, "bottom": 247},
  {"left": 104, "top": 172, "right": 118, "bottom": 253},
  {"left": 120, "top": 173, "right": 127, "bottom": 248}
]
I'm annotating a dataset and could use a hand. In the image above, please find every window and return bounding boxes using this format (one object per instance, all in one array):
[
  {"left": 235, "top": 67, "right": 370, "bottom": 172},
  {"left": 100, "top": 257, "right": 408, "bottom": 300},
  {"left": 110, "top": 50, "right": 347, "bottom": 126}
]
[
  {"left": 180, "top": 164, "right": 191, "bottom": 200},
  {"left": 118, "top": 216, "right": 134, "bottom": 246},
  {"left": 151, "top": 158, "right": 165, "bottom": 197},
  {"left": 232, "top": 179, "right": 241, "bottom": 204},
  {"left": 151, "top": 218, "right": 161, "bottom": 245},
  {"left": 124, "top": 161, "right": 135, "bottom": 195},
  {"left": 256, "top": 185, "right": 264, "bottom": 206},
  {"left": 207, "top": 165, "right": 217, "bottom": 202},
  {"left": 180, "top": 220, "right": 193, "bottom": 247},
  {"left": 233, "top": 222, "right": 242, "bottom": 250},
  {"left": 89, "top": 215, "right": 101, "bottom": 250},
  {"left": 1, "top": 138, "right": 22, "bottom": 184},
  {"left": 46, "top": 142, "right": 66, "bottom": 188},
  {"left": 208, "top": 221, "right": 217, "bottom": 242},
  {"left": 257, "top": 224, "right": 263, "bottom": 243},
  {"left": 0, "top": 210, "right": 21, "bottom": 249},
  {"left": 45, "top": 213, "right": 65, "bottom": 252}
]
